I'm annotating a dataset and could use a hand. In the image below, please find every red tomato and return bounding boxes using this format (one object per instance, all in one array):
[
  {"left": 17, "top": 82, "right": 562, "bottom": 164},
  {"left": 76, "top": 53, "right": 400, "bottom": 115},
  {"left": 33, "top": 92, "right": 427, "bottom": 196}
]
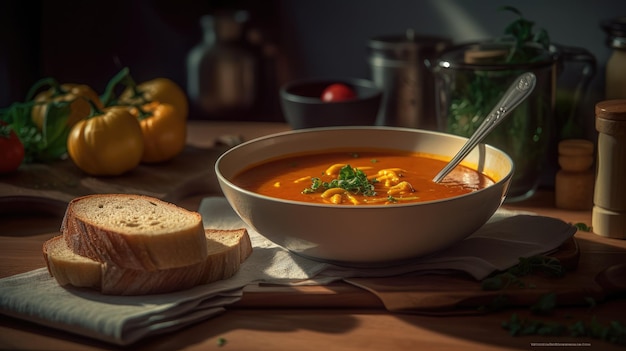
[
  {"left": 321, "top": 83, "right": 356, "bottom": 102},
  {"left": 0, "top": 122, "right": 25, "bottom": 173}
]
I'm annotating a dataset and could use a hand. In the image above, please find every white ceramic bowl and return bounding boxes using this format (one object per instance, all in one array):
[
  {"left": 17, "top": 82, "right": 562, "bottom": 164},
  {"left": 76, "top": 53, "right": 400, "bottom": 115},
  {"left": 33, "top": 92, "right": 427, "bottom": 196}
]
[{"left": 215, "top": 127, "right": 513, "bottom": 265}]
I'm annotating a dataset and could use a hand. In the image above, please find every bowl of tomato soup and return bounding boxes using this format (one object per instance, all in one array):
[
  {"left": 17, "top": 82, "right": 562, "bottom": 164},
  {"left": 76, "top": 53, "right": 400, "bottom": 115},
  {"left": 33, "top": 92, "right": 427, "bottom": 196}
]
[{"left": 215, "top": 126, "right": 514, "bottom": 264}]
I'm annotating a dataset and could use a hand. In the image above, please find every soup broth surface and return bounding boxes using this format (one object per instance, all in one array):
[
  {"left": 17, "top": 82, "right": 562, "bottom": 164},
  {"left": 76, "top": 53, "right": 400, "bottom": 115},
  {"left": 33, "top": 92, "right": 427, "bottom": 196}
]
[{"left": 232, "top": 150, "right": 495, "bottom": 205}]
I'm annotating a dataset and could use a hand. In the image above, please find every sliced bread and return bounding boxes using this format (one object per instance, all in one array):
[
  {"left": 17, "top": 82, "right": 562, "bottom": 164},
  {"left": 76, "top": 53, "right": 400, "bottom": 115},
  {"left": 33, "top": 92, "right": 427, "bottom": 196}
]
[
  {"left": 61, "top": 194, "right": 208, "bottom": 271},
  {"left": 43, "top": 228, "right": 252, "bottom": 295}
]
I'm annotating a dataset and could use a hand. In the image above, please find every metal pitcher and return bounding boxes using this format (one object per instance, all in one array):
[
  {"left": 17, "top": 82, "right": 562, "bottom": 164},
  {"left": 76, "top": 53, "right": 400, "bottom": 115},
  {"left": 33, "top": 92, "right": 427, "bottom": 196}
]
[{"left": 368, "top": 30, "right": 450, "bottom": 130}]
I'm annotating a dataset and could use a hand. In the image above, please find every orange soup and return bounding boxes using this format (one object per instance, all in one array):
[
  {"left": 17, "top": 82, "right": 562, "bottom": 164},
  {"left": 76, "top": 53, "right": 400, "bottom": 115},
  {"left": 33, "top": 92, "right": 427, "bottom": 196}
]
[{"left": 232, "top": 150, "right": 495, "bottom": 205}]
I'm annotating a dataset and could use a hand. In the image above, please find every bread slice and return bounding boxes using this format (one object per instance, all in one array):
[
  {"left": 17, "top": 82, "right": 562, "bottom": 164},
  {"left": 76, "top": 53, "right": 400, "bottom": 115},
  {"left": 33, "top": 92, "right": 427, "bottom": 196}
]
[
  {"left": 43, "top": 228, "right": 252, "bottom": 295},
  {"left": 61, "top": 194, "right": 208, "bottom": 271},
  {"left": 42, "top": 235, "right": 101, "bottom": 289}
]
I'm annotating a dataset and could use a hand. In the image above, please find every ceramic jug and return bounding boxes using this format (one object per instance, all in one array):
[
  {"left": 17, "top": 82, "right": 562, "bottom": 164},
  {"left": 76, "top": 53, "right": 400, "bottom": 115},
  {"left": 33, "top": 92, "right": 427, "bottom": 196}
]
[{"left": 430, "top": 41, "right": 596, "bottom": 202}]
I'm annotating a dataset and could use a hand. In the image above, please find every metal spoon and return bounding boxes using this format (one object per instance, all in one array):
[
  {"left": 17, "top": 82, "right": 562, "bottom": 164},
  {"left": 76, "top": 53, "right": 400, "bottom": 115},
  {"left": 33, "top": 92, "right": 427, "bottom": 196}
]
[{"left": 432, "top": 72, "right": 537, "bottom": 183}]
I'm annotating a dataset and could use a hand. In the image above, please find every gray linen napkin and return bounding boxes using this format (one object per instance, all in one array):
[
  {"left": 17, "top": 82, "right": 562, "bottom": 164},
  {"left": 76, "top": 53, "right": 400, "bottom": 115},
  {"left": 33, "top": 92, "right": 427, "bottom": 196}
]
[{"left": 0, "top": 197, "right": 576, "bottom": 346}]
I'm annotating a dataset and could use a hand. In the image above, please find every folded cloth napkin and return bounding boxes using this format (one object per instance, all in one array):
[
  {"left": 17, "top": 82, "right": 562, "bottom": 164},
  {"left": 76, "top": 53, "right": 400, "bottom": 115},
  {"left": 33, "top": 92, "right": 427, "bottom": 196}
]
[{"left": 0, "top": 197, "right": 576, "bottom": 346}]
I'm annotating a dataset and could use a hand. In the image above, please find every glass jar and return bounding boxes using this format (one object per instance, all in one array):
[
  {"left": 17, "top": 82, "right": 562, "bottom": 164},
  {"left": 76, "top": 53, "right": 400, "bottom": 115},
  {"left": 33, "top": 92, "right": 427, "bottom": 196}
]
[{"left": 431, "top": 41, "right": 596, "bottom": 202}]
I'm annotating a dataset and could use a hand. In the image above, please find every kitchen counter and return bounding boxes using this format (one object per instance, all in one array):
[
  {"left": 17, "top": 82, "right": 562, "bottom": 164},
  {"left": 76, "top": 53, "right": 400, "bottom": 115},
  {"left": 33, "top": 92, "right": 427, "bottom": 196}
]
[{"left": 1, "top": 121, "right": 626, "bottom": 350}]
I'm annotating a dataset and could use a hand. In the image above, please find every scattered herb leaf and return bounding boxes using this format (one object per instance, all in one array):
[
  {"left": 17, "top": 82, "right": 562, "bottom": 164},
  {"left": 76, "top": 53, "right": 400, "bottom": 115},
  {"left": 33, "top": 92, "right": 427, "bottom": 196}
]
[
  {"left": 502, "top": 314, "right": 626, "bottom": 346},
  {"left": 585, "top": 296, "right": 597, "bottom": 311},
  {"left": 481, "top": 255, "right": 564, "bottom": 291},
  {"left": 478, "top": 294, "right": 510, "bottom": 313},
  {"left": 530, "top": 292, "right": 557, "bottom": 315},
  {"left": 573, "top": 222, "right": 592, "bottom": 232}
]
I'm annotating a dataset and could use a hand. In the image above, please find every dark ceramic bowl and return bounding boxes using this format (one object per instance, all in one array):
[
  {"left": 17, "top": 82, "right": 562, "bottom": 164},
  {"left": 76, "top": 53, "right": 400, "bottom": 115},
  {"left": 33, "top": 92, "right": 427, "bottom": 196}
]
[{"left": 279, "top": 78, "right": 383, "bottom": 129}]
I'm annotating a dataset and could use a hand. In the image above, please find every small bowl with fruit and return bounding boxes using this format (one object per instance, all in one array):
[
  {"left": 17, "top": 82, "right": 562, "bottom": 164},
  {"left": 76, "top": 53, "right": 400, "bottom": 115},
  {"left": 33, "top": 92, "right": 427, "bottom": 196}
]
[{"left": 279, "top": 77, "right": 383, "bottom": 129}]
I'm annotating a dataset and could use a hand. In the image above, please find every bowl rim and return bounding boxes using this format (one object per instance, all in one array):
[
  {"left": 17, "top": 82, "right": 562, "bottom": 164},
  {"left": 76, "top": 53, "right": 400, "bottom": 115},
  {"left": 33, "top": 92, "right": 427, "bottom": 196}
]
[
  {"left": 215, "top": 126, "right": 515, "bottom": 209},
  {"left": 279, "top": 77, "right": 383, "bottom": 104}
]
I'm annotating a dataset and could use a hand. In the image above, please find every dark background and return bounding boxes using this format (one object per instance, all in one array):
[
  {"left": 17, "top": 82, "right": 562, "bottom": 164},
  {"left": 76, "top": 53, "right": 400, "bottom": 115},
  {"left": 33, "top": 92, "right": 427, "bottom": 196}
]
[{"left": 1, "top": 0, "right": 625, "bottom": 125}]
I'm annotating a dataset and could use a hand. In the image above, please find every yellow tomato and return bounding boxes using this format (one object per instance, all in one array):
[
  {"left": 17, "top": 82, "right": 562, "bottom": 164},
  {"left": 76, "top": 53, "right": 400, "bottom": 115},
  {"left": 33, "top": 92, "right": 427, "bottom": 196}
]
[
  {"left": 119, "top": 78, "right": 188, "bottom": 120},
  {"left": 130, "top": 101, "right": 187, "bottom": 163},
  {"left": 67, "top": 106, "right": 144, "bottom": 176},
  {"left": 32, "top": 83, "right": 103, "bottom": 130}
]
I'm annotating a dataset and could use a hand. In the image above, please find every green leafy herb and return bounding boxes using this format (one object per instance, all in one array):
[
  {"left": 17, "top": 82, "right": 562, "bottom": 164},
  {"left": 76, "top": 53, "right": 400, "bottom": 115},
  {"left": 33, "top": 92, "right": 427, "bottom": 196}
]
[
  {"left": 481, "top": 255, "right": 564, "bottom": 291},
  {"left": 217, "top": 337, "right": 227, "bottom": 347},
  {"left": 585, "top": 297, "right": 597, "bottom": 310},
  {"left": 479, "top": 255, "right": 565, "bottom": 313},
  {"left": 509, "top": 255, "right": 564, "bottom": 278},
  {"left": 530, "top": 292, "right": 557, "bottom": 315},
  {"left": 302, "top": 165, "right": 378, "bottom": 196},
  {"left": 573, "top": 222, "right": 592, "bottom": 232},
  {"left": 500, "top": 6, "right": 550, "bottom": 63},
  {"left": 502, "top": 314, "right": 626, "bottom": 345},
  {"left": 478, "top": 294, "right": 511, "bottom": 313},
  {"left": 502, "top": 313, "right": 567, "bottom": 337},
  {"left": 0, "top": 100, "right": 71, "bottom": 163}
]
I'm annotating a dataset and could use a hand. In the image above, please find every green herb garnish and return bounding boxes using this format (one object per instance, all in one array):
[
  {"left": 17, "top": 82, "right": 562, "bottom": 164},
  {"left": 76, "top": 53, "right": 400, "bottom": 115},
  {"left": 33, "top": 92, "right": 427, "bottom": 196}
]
[{"left": 302, "top": 164, "right": 378, "bottom": 196}]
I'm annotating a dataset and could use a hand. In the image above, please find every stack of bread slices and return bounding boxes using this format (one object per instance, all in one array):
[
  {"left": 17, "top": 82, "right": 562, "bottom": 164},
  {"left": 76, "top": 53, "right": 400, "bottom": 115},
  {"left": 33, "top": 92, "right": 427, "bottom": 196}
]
[{"left": 43, "top": 194, "right": 252, "bottom": 295}]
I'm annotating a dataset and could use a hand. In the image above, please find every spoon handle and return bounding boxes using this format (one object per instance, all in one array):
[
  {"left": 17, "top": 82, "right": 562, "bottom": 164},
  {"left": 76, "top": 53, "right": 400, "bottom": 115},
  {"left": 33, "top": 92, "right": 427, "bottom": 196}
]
[{"left": 432, "top": 72, "right": 537, "bottom": 183}]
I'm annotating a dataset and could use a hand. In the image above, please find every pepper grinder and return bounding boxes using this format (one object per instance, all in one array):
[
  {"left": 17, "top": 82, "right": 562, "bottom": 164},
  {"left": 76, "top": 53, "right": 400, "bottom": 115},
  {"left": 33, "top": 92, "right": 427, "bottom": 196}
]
[
  {"left": 555, "top": 139, "right": 594, "bottom": 210},
  {"left": 592, "top": 100, "right": 626, "bottom": 239}
]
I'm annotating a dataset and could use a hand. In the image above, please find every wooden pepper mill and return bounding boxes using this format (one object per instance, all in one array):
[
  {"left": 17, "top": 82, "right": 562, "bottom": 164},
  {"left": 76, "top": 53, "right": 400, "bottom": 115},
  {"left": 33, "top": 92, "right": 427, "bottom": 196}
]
[
  {"left": 593, "top": 100, "right": 626, "bottom": 239},
  {"left": 555, "top": 139, "right": 594, "bottom": 210}
]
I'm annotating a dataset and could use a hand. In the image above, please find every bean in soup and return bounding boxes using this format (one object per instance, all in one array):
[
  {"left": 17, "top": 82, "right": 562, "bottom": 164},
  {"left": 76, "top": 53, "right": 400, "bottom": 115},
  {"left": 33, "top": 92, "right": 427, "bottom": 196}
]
[{"left": 232, "top": 150, "right": 495, "bottom": 205}]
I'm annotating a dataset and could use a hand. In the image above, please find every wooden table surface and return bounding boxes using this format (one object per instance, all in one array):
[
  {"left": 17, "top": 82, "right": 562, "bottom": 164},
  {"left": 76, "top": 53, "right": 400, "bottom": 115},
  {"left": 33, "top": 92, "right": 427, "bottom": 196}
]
[{"left": 2, "top": 121, "right": 626, "bottom": 351}]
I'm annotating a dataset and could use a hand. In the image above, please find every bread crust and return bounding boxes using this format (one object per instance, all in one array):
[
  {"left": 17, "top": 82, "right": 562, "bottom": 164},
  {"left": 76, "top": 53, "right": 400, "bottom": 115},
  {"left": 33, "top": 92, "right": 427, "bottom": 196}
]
[
  {"left": 43, "top": 236, "right": 101, "bottom": 289},
  {"left": 44, "top": 228, "right": 252, "bottom": 295},
  {"left": 61, "top": 194, "right": 208, "bottom": 271}
]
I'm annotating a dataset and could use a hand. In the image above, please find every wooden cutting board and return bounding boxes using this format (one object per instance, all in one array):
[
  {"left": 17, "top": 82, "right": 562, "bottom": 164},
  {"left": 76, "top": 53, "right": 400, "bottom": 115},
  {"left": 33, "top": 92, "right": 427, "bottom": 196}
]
[
  {"left": 231, "top": 237, "right": 604, "bottom": 313},
  {"left": 0, "top": 145, "right": 227, "bottom": 215},
  {"left": 344, "top": 237, "right": 590, "bottom": 315},
  {"left": 233, "top": 237, "right": 626, "bottom": 315}
]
